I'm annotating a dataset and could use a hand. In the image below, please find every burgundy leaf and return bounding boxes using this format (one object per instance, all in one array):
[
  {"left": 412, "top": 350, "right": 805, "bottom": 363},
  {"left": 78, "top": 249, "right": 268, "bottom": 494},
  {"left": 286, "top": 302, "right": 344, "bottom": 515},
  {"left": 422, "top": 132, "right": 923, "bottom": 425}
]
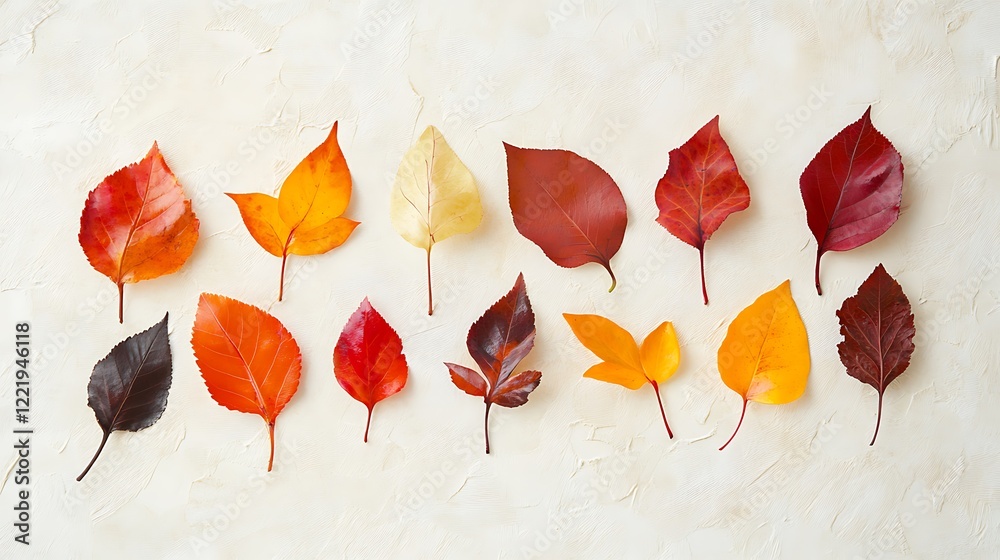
[
  {"left": 801, "top": 107, "right": 904, "bottom": 294},
  {"left": 446, "top": 273, "right": 542, "bottom": 453},
  {"left": 837, "top": 264, "right": 915, "bottom": 445}
]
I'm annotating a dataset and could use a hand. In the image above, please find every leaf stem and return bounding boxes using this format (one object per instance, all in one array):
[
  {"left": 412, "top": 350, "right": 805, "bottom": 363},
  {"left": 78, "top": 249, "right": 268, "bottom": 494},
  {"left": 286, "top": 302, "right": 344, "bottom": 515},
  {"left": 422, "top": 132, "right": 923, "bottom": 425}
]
[
  {"left": 117, "top": 283, "right": 124, "bottom": 324},
  {"left": 426, "top": 246, "right": 433, "bottom": 316},
  {"left": 364, "top": 406, "right": 373, "bottom": 443},
  {"left": 814, "top": 248, "right": 823, "bottom": 296},
  {"left": 484, "top": 401, "right": 492, "bottom": 454},
  {"left": 650, "top": 381, "right": 673, "bottom": 438},
  {"left": 604, "top": 262, "right": 617, "bottom": 293},
  {"left": 77, "top": 430, "right": 111, "bottom": 482},
  {"left": 699, "top": 246, "right": 708, "bottom": 305},
  {"left": 267, "top": 420, "right": 275, "bottom": 472},
  {"left": 278, "top": 252, "right": 288, "bottom": 302},
  {"left": 870, "top": 392, "right": 883, "bottom": 446},
  {"left": 719, "top": 399, "right": 748, "bottom": 451}
]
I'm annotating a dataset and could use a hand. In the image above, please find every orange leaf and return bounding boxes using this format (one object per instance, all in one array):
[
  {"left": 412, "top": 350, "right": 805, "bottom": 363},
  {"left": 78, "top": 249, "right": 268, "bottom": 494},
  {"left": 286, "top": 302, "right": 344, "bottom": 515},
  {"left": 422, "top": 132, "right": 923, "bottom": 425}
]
[
  {"left": 227, "top": 122, "right": 359, "bottom": 301},
  {"left": 564, "top": 314, "right": 680, "bottom": 437},
  {"left": 191, "top": 293, "right": 302, "bottom": 471},
  {"left": 79, "top": 143, "right": 200, "bottom": 323}
]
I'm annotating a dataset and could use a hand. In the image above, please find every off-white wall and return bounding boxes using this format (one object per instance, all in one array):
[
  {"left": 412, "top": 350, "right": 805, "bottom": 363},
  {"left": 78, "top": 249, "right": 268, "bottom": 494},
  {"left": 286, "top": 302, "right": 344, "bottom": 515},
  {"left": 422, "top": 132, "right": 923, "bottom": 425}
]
[{"left": 1, "top": 0, "right": 998, "bottom": 558}]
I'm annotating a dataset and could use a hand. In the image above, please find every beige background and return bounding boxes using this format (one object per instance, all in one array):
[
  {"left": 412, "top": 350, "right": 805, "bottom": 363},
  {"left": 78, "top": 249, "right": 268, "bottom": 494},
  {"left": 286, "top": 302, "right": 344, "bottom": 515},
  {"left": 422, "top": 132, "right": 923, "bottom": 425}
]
[{"left": 1, "top": 0, "right": 999, "bottom": 558}]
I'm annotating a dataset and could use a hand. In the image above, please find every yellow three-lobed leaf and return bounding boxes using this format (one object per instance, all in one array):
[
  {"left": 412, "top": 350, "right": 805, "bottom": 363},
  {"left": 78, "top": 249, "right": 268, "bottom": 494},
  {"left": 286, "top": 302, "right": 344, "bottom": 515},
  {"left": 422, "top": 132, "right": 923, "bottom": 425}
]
[
  {"left": 718, "top": 280, "right": 810, "bottom": 404},
  {"left": 563, "top": 314, "right": 680, "bottom": 390},
  {"left": 390, "top": 125, "right": 482, "bottom": 249}
]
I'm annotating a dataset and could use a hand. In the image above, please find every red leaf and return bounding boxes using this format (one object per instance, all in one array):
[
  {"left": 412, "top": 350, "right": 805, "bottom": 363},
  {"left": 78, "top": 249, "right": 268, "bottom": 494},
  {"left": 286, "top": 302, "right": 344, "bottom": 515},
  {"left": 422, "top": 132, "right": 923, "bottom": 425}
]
[
  {"left": 191, "top": 294, "right": 302, "bottom": 471},
  {"left": 334, "top": 298, "right": 408, "bottom": 442},
  {"left": 445, "top": 273, "right": 542, "bottom": 453},
  {"left": 505, "top": 144, "right": 627, "bottom": 291},
  {"left": 801, "top": 107, "right": 904, "bottom": 294},
  {"left": 654, "top": 116, "right": 751, "bottom": 304},
  {"left": 79, "top": 143, "right": 200, "bottom": 323},
  {"left": 836, "top": 264, "right": 915, "bottom": 445}
]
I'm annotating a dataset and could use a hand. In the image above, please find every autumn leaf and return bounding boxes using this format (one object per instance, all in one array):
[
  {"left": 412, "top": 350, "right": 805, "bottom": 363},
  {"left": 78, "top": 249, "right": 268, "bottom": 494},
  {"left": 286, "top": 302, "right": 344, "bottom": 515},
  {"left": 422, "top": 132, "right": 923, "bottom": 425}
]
[
  {"left": 227, "top": 122, "right": 359, "bottom": 301},
  {"left": 718, "top": 280, "right": 810, "bottom": 450},
  {"left": 505, "top": 144, "right": 627, "bottom": 291},
  {"left": 563, "top": 314, "right": 680, "bottom": 437},
  {"left": 78, "top": 314, "right": 172, "bottom": 481},
  {"left": 79, "top": 143, "right": 200, "bottom": 323},
  {"left": 654, "top": 116, "right": 750, "bottom": 304},
  {"left": 191, "top": 293, "right": 302, "bottom": 471},
  {"left": 390, "top": 126, "right": 483, "bottom": 315},
  {"left": 837, "top": 264, "right": 915, "bottom": 445},
  {"left": 445, "top": 273, "right": 541, "bottom": 453},
  {"left": 334, "top": 298, "right": 408, "bottom": 442},
  {"left": 801, "top": 107, "right": 904, "bottom": 295}
]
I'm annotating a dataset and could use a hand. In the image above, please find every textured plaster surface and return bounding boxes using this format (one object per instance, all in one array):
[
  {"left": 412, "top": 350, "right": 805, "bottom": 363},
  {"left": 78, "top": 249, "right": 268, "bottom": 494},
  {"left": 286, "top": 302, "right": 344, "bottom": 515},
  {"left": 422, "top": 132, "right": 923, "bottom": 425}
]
[{"left": 0, "top": 0, "right": 998, "bottom": 558}]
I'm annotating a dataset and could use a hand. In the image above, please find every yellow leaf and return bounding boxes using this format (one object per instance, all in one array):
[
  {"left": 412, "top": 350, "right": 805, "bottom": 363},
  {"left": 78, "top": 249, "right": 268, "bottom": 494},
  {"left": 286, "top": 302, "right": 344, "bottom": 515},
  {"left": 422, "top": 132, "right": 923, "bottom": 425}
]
[
  {"left": 390, "top": 125, "right": 482, "bottom": 314},
  {"left": 639, "top": 322, "right": 680, "bottom": 384},
  {"left": 563, "top": 313, "right": 680, "bottom": 437},
  {"left": 226, "top": 122, "right": 359, "bottom": 301},
  {"left": 278, "top": 122, "right": 352, "bottom": 231},
  {"left": 717, "top": 280, "right": 810, "bottom": 450}
]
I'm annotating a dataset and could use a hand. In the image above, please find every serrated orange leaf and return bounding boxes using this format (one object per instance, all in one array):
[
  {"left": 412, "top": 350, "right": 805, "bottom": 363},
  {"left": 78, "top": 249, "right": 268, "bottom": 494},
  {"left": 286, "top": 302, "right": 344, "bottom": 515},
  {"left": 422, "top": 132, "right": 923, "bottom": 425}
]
[
  {"left": 564, "top": 314, "right": 680, "bottom": 437},
  {"left": 717, "top": 280, "right": 810, "bottom": 450},
  {"left": 191, "top": 293, "right": 302, "bottom": 471},
  {"left": 79, "top": 143, "right": 200, "bottom": 323},
  {"left": 227, "top": 122, "right": 359, "bottom": 301}
]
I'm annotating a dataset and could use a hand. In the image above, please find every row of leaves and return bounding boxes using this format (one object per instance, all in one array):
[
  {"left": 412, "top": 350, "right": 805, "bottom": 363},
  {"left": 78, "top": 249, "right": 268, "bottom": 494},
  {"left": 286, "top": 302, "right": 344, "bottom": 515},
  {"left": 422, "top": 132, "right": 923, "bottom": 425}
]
[
  {"left": 78, "top": 268, "right": 915, "bottom": 480},
  {"left": 78, "top": 107, "right": 904, "bottom": 322}
]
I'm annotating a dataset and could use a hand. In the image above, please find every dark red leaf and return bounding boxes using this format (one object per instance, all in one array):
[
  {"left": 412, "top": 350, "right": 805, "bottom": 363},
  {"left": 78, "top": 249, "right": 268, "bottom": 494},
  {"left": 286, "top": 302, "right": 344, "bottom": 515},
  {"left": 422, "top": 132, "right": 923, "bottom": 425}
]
[
  {"left": 801, "top": 107, "right": 904, "bottom": 294},
  {"left": 445, "top": 273, "right": 542, "bottom": 453},
  {"left": 505, "top": 144, "right": 627, "bottom": 291},
  {"left": 78, "top": 313, "right": 172, "bottom": 481},
  {"left": 836, "top": 264, "right": 915, "bottom": 445},
  {"left": 334, "top": 298, "right": 408, "bottom": 442},
  {"left": 654, "top": 116, "right": 751, "bottom": 304}
]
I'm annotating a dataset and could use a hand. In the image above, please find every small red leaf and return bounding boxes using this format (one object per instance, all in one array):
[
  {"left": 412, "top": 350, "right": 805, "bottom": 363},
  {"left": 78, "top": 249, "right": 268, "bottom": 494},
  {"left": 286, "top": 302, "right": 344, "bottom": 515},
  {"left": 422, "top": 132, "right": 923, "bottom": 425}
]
[
  {"left": 801, "top": 107, "right": 904, "bottom": 294},
  {"left": 836, "top": 264, "right": 915, "bottom": 445},
  {"left": 505, "top": 144, "right": 627, "bottom": 291},
  {"left": 334, "top": 298, "right": 408, "bottom": 442},
  {"left": 446, "top": 273, "right": 542, "bottom": 453},
  {"left": 655, "top": 116, "right": 751, "bottom": 304}
]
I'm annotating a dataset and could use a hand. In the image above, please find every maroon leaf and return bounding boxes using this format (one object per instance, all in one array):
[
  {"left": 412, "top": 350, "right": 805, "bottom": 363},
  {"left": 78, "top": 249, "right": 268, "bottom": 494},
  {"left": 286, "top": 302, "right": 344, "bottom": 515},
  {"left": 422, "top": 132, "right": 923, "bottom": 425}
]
[
  {"left": 445, "top": 273, "right": 542, "bottom": 453},
  {"left": 801, "top": 107, "right": 904, "bottom": 294},
  {"left": 837, "top": 264, "right": 915, "bottom": 445},
  {"left": 505, "top": 144, "right": 627, "bottom": 291},
  {"left": 654, "top": 116, "right": 751, "bottom": 304}
]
